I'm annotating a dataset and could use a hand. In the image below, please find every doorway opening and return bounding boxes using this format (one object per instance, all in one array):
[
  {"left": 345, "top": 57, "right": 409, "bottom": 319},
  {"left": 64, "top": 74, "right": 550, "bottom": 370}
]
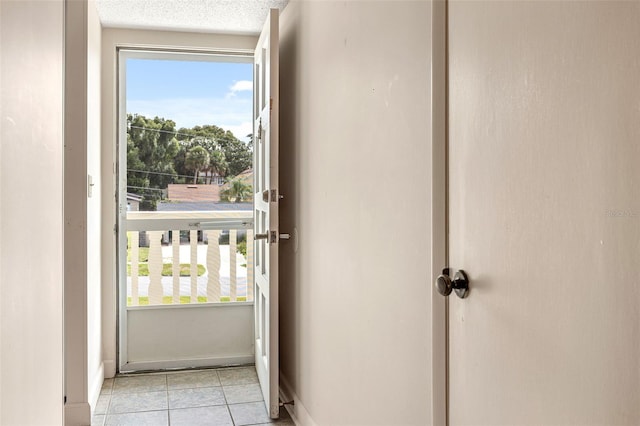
[{"left": 117, "top": 49, "right": 256, "bottom": 372}]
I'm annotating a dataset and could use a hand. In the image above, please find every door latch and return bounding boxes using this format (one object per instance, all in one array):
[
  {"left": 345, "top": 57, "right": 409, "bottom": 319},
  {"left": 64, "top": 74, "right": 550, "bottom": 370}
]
[
  {"left": 255, "top": 230, "right": 290, "bottom": 244},
  {"left": 262, "top": 189, "right": 284, "bottom": 203}
]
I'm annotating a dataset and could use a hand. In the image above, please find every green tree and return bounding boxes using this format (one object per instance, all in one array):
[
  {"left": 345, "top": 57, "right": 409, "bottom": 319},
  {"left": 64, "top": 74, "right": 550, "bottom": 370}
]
[
  {"left": 208, "top": 150, "right": 229, "bottom": 184},
  {"left": 221, "top": 176, "right": 252, "bottom": 203},
  {"left": 126, "top": 133, "right": 149, "bottom": 190},
  {"left": 176, "top": 125, "right": 252, "bottom": 176},
  {"left": 174, "top": 136, "right": 215, "bottom": 182},
  {"left": 246, "top": 133, "right": 254, "bottom": 151},
  {"left": 219, "top": 132, "right": 252, "bottom": 176},
  {"left": 126, "top": 114, "right": 179, "bottom": 210},
  {"left": 185, "top": 146, "right": 210, "bottom": 184}
]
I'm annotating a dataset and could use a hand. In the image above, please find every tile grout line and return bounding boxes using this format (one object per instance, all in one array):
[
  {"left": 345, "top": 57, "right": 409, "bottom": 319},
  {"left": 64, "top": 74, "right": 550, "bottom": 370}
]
[
  {"left": 227, "top": 401, "right": 236, "bottom": 426},
  {"left": 165, "top": 373, "right": 171, "bottom": 426}
]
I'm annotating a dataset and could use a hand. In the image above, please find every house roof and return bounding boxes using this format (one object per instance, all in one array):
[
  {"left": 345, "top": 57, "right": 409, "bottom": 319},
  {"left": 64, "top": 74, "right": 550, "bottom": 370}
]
[{"left": 167, "top": 184, "right": 220, "bottom": 202}]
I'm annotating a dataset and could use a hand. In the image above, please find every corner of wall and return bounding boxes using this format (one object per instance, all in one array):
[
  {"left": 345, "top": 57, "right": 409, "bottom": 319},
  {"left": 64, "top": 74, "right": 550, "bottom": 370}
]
[
  {"left": 64, "top": 403, "right": 92, "bottom": 426},
  {"left": 279, "top": 373, "right": 316, "bottom": 426},
  {"left": 88, "top": 362, "right": 104, "bottom": 410}
]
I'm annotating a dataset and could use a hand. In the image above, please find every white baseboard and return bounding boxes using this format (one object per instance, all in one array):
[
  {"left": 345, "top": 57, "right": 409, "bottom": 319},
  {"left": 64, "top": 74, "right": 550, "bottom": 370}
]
[
  {"left": 88, "top": 362, "right": 104, "bottom": 412},
  {"left": 121, "top": 355, "right": 254, "bottom": 372},
  {"left": 103, "top": 359, "right": 116, "bottom": 378},
  {"left": 279, "top": 373, "right": 317, "bottom": 426},
  {"left": 64, "top": 402, "right": 91, "bottom": 426}
]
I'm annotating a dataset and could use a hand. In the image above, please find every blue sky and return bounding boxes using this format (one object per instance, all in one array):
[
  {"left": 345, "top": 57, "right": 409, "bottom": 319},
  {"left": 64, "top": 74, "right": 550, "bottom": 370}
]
[{"left": 126, "top": 59, "right": 253, "bottom": 141}]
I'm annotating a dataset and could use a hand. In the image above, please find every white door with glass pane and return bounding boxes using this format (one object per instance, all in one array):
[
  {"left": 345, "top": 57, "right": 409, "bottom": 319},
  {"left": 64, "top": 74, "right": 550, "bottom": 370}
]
[
  {"left": 253, "top": 9, "right": 280, "bottom": 419},
  {"left": 443, "top": 2, "right": 640, "bottom": 424}
]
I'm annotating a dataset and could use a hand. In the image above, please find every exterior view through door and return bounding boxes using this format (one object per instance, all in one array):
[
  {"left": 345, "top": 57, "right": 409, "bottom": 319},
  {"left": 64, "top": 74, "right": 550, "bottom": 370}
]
[
  {"left": 436, "top": 1, "right": 640, "bottom": 424},
  {"left": 116, "top": 9, "right": 281, "bottom": 418}
]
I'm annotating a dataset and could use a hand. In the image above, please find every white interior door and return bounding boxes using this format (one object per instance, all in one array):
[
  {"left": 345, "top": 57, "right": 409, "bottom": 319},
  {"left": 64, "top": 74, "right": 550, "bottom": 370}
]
[
  {"left": 254, "top": 8, "right": 280, "bottom": 419},
  {"left": 447, "top": 1, "right": 640, "bottom": 424}
]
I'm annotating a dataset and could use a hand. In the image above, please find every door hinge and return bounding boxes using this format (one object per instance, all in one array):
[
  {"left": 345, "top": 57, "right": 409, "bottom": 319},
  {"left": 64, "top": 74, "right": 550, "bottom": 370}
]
[{"left": 113, "top": 223, "right": 118, "bottom": 234}]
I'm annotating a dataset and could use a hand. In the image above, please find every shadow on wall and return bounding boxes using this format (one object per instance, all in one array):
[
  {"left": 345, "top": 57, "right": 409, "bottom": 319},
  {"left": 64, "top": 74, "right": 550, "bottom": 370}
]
[{"left": 278, "top": 1, "right": 300, "bottom": 390}]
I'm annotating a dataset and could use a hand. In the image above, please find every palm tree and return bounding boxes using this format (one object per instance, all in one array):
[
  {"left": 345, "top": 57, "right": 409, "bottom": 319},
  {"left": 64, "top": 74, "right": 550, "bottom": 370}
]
[
  {"left": 185, "top": 146, "right": 209, "bottom": 184},
  {"left": 208, "top": 150, "right": 228, "bottom": 184},
  {"left": 222, "top": 177, "right": 252, "bottom": 203}
]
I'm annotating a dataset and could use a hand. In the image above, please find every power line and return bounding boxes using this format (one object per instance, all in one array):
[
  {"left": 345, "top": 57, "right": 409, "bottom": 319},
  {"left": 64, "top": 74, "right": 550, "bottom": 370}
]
[
  {"left": 129, "top": 125, "right": 200, "bottom": 140},
  {"left": 127, "top": 168, "right": 223, "bottom": 181},
  {"left": 128, "top": 125, "right": 252, "bottom": 141},
  {"left": 126, "top": 185, "right": 165, "bottom": 192},
  {"left": 128, "top": 169, "right": 226, "bottom": 186}
]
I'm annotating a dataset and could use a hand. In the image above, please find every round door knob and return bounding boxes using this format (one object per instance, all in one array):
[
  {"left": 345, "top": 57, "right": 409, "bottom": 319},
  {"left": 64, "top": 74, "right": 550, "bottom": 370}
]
[
  {"left": 435, "top": 269, "right": 469, "bottom": 299},
  {"left": 435, "top": 274, "right": 453, "bottom": 296}
]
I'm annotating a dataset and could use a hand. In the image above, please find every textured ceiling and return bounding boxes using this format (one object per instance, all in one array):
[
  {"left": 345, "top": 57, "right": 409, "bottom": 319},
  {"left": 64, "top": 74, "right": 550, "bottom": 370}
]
[{"left": 95, "top": 0, "right": 289, "bottom": 35}]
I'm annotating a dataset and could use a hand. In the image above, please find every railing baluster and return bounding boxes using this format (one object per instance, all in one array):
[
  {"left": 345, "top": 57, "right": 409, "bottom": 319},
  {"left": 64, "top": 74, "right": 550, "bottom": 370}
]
[
  {"left": 206, "top": 230, "right": 221, "bottom": 302},
  {"left": 130, "top": 231, "right": 139, "bottom": 306},
  {"left": 172, "top": 230, "right": 180, "bottom": 304},
  {"left": 147, "top": 231, "right": 163, "bottom": 305},
  {"left": 230, "top": 229, "right": 237, "bottom": 302},
  {"left": 125, "top": 211, "right": 253, "bottom": 305},
  {"left": 190, "top": 230, "right": 198, "bottom": 303},
  {"left": 247, "top": 229, "right": 254, "bottom": 302}
]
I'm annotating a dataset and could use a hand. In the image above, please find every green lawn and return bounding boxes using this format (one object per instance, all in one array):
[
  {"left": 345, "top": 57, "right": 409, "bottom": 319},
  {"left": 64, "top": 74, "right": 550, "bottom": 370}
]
[
  {"left": 127, "top": 246, "right": 149, "bottom": 262},
  {"left": 127, "top": 263, "right": 206, "bottom": 277},
  {"left": 128, "top": 295, "right": 247, "bottom": 305}
]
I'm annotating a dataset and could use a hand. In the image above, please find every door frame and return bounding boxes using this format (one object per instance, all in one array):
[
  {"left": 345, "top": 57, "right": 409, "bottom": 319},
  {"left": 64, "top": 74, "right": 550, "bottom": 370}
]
[
  {"left": 115, "top": 47, "right": 255, "bottom": 371},
  {"left": 431, "top": 0, "right": 448, "bottom": 425},
  {"left": 101, "top": 29, "right": 259, "bottom": 378}
]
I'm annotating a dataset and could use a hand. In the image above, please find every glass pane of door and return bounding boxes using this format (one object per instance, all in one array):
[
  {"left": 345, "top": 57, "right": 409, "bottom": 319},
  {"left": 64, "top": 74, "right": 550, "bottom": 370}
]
[{"left": 118, "top": 50, "right": 255, "bottom": 371}]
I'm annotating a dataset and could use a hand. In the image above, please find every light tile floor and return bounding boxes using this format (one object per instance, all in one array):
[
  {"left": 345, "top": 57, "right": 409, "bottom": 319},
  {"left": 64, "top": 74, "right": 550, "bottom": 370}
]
[{"left": 92, "top": 366, "right": 294, "bottom": 426}]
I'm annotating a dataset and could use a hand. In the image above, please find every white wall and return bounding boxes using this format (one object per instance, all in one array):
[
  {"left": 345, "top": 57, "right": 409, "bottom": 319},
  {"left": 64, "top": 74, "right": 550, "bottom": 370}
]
[
  {"left": 278, "top": 1, "right": 434, "bottom": 424},
  {"left": 0, "top": 0, "right": 65, "bottom": 424},
  {"left": 87, "top": 0, "right": 104, "bottom": 413},
  {"left": 101, "top": 28, "right": 258, "bottom": 377},
  {"left": 126, "top": 304, "right": 254, "bottom": 370}
]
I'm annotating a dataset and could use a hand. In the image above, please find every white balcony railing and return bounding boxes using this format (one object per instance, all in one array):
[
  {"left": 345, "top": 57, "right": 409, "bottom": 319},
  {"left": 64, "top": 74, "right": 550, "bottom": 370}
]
[{"left": 125, "top": 210, "right": 254, "bottom": 306}]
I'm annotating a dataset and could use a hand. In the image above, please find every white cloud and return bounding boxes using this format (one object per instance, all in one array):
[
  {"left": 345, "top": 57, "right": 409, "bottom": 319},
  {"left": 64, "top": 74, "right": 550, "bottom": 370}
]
[
  {"left": 127, "top": 97, "right": 254, "bottom": 141},
  {"left": 229, "top": 80, "right": 253, "bottom": 92},
  {"left": 226, "top": 80, "right": 253, "bottom": 98}
]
